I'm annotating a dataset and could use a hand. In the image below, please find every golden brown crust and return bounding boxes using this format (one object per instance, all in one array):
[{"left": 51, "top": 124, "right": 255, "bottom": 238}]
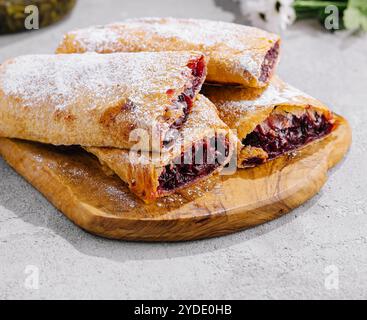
[
  {"left": 86, "top": 95, "right": 236, "bottom": 203},
  {"left": 0, "top": 51, "right": 206, "bottom": 149},
  {"left": 56, "top": 18, "right": 280, "bottom": 88},
  {"left": 202, "top": 77, "right": 335, "bottom": 168}
]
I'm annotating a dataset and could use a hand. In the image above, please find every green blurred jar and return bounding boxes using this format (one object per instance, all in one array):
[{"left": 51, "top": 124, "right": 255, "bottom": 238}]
[{"left": 0, "top": 0, "right": 77, "bottom": 34}]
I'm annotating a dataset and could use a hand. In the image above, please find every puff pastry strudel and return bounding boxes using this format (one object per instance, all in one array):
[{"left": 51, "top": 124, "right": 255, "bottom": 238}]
[
  {"left": 86, "top": 95, "right": 236, "bottom": 203},
  {"left": 56, "top": 18, "right": 280, "bottom": 88},
  {"left": 0, "top": 51, "right": 207, "bottom": 149},
  {"left": 202, "top": 77, "right": 336, "bottom": 168}
]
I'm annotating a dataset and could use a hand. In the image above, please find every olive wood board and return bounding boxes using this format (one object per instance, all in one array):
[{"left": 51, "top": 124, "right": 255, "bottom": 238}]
[{"left": 0, "top": 115, "right": 351, "bottom": 241}]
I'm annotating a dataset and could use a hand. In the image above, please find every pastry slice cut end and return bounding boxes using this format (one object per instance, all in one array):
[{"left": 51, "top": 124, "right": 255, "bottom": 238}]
[
  {"left": 238, "top": 105, "right": 336, "bottom": 168},
  {"left": 87, "top": 131, "right": 234, "bottom": 203},
  {"left": 86, "top": 95, "right": 236, "bottom": 203},
  {"left": 157, "top": 133, "right": 233, "bottom": 197},
  {"left": 203, "top": 77, "right": 337, "bottom": 168},
  {"left": 166, "top": 53, "right": 208, "bottom": 133},
  {"left": 259, "top": 40, "right": 280, "bottom": 86}
]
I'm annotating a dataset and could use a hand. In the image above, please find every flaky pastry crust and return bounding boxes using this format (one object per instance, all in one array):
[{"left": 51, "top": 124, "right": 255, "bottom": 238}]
[
  {"left": 0, "top": 51, "right": 207, "bottom": 149},
  {"left": 203, "top": 77, "right": 336, "bottom": 168},
  {"left": 56, "top": 18, "right": 280, "bottom": 88},
  {"left": 86, "top": 95, "right": 236, "bottom": 202}
]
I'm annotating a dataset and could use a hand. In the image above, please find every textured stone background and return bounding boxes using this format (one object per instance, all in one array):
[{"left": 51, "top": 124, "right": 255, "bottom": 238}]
[{"left": 0, "top": 0, "right": 366, "bottom": 299}]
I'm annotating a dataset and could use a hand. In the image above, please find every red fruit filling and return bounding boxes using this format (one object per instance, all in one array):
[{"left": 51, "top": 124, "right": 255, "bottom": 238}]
[
  {"left": 259, "top": 41, "right": 280, "bottom": 83},
  {"left": 187, "top": 55, "right": 207, "bottom": 93},
  {"left": 168, "top": 93, "right": 192, "bottom": 132},
  {"left": 164, "top": 56, "right": 206, "bottom": 144},
  {"left": 158, "top": 135, "right": 230, "bottom": 192},
  {"left": 171, "top": 56, "right": 206, "bottom": 127},
  {"left": 241, "top": 110, "right": 334, "bottom": 166}
]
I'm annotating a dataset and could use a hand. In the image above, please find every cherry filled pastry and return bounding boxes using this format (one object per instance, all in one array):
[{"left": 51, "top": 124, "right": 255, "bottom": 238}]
[{"left": 202, "top": 76, "right": 336, "bottom": 168}]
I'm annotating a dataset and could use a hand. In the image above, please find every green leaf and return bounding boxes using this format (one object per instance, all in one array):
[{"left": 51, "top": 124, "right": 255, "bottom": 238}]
[
  {"left": 344, "top": 0, "right": 367, "bottom": 31},
  {"left": 294, "top": 1, "right": 348, "bottom": 22}
]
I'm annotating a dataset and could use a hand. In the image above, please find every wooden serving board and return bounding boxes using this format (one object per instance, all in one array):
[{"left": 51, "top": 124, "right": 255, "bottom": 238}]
[{"left": 0, "top": 115, "right": 351, "bottom": 241}]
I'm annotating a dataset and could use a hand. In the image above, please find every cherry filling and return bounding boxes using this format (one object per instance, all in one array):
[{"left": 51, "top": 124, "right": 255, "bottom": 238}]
[
  {"left": 164, "top": 56, "right": 206, "bottom": 145},
  {"left": 168, "top": 93, "right": 192, "bottom": 132},
  {"left": 158, "top": 135, "right": 229, "bottom": 192},
  {"left": 187, "top": 55, "right": 207, "bottom": 92},
  {"left": 259, "top": 41, "right": 280, "bottom": 83},
  {"left": 163, "top": 56, "right": 206, "bottom": 146},
  {"left": 241, "top": 110, "right": 334, "bottom": 166}
]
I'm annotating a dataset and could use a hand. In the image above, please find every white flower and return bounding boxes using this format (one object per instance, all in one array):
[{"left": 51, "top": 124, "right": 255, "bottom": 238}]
[{"left": 237, "top": 0, "right": 296, "bottom": 33}]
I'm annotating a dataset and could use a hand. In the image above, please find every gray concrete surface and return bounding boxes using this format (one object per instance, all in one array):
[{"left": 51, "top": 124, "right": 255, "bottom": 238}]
[{"left": 0, "top": 0, "right": 366, "bottom": 300}]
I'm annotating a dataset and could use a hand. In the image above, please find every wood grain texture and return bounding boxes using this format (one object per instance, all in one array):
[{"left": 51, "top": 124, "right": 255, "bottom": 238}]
[{"left": 0, "top": 115, "right": 351, "bottom": 241}]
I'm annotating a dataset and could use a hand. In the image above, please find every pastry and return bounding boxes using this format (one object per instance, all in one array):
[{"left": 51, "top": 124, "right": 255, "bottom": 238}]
[
  {"left": 86, "top": 95, "right": 236, "bottom": 202},
  {"left": 56, "top": 17, "right": 280, "bottom": 88},
  {"left": 0, "top": 51, "right": 207, "bottom": 149},
  {"left": 202, "top": 77, "right": 336, "bottom": 168}
]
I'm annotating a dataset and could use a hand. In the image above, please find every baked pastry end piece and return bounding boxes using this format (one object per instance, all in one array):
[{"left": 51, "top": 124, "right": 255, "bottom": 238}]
[
  {"left": 88, "top": 133, "right": 233, "bottom": 203},
  {"left": 157, "top": 134, "right": 231, "bottom": 195},
  {"left": 203, "top": 77, "right": 336, "bottom": 168},
  {"left": 168, "top": 54, "right": 207, "bottom": 133},
  {"left": 259, "top": 40, "right": 280, "bottom": 85},
  {"left": 86, "top": 95, "right": 235, "bottom": 203},
  {"left": 239, "top": 107, "right": 335, "bottom": 167}
]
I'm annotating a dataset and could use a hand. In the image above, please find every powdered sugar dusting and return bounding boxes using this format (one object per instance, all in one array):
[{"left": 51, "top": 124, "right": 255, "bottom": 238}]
[
  {"left": 62, "top": 17, "right": 279, "bottom": 61},
  {"left": 119, "top": 18, "right": 278, "bottom": 51},
  {"left": 181, "top": 95, "right": 224, "bottom": 132},
  {"left": 0, "top": 52, "right": 196, "bottom": 113},
  {"left": 237, "top": 51, "right": 263, "bottom": 79},
  {"left": 57, "top": 18, "right": 280, "bottom": 87},
  {"left": 217, "top": 80, "right": 315, "bottom": 112},
  {"left": 67, "top": 25, "right": 122, "bottom": 52}
]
